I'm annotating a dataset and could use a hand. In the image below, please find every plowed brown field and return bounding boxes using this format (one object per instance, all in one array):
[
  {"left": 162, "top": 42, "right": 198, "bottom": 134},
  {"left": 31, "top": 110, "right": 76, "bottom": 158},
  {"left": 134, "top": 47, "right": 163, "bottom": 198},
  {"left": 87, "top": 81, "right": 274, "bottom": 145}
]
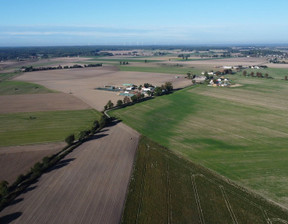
[
  {"left": 14, "top": 66, "right": 191, "bottom": 111},
  {"left": 0, "top": 93, "right": 91, "bottom": 114},
  {"left": 0, "top": 122, "right": 139, "bottom": 224}
]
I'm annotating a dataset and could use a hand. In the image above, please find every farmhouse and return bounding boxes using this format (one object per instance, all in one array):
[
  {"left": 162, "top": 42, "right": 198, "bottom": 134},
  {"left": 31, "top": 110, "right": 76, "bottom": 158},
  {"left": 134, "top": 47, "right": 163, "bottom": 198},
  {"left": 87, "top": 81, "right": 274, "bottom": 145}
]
[{"left": 208, "top": 77, "right": 231, "bottom": 87}]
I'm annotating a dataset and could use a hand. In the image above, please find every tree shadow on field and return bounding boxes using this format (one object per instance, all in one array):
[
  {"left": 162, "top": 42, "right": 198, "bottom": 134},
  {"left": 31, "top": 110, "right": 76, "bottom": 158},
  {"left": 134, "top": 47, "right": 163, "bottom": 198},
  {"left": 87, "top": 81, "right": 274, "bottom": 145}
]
[
  {"left": 86, "top": 134, "right": 108, "bottom": 142},
  {"left": 106, "top": 119, "right": 122, "bottom": 127},
  {"left": 97, "top": 128, "right": 109, "bottom": 134},
  {"left": 0, "top": 212, "right": 22, "bottom": 223},
  {"left": 7, "top": 198, "right": 24, "bottom": 207},
  {"left": 22, "top": 185, "right": 37, "bottom": 194},
  {"left": 47, "top": 158, "right": 75, "bottom": 172}
]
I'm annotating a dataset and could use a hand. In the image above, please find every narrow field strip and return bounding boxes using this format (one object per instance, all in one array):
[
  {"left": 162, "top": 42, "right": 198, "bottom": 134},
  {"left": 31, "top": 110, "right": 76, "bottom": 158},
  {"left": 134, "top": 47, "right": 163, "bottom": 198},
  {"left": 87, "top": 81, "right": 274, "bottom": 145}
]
[
  {"left": 191, "top": 175, "right": 205, "bottom": 224},
  {"left": 220, "top": 185, "right": 239, "bottom": 224}
]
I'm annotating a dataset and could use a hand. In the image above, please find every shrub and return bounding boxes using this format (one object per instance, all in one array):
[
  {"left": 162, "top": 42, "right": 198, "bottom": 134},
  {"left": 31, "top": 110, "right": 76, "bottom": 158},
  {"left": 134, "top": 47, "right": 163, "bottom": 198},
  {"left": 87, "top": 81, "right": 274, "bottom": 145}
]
[{"left": 65, "top": 134, "right": 75, "bottom": 145}]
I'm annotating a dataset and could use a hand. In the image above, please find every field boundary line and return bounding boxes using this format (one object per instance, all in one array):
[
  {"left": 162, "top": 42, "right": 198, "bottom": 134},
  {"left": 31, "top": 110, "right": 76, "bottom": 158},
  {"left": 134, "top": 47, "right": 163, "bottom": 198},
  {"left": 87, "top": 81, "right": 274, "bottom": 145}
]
[
  {"left": 220, "top": 185, "right": 238, "bottom": 224},
  {"left": 166, "top": 159, "right": 172, "bottom": 224},
  {"left": 191, "top": 174, "right": 205, "bottom": 224},
  {"left": 135, "top": 144, "right": 149, "bottom": 223},
  {"left": 270, "top": 218, "right": 288, "bottom": 224},
  {"left": 263, "top": 209, "right": 272, "bottom": 224}
]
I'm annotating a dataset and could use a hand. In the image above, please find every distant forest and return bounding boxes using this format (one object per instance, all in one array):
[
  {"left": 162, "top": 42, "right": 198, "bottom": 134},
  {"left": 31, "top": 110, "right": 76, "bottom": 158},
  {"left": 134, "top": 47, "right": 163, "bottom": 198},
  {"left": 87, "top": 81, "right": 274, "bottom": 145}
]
[{"left": 0, "top": 45, "right": 286, "bottom": 61}]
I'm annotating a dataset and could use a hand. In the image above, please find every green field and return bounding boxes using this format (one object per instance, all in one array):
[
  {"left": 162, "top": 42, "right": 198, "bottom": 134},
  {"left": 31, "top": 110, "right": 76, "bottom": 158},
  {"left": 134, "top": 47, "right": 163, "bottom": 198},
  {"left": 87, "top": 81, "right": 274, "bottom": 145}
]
[
  {"left": 242, "top": 68, "right": 288, "bottom": 79},
  {"left": 0, "top": 80, "right": 54, "bottom": 95},
  {"left": 0, "top": 72, "right": 21, "bottom": 81},
  {"left": 122, "top": 136, "right": 288, "bottom": 223},
  {"left": 0, "top": 109, "right": 101, "bottom": 146},
  {"left": 111, "top": 73, "right": 288, "bottom": 208}
]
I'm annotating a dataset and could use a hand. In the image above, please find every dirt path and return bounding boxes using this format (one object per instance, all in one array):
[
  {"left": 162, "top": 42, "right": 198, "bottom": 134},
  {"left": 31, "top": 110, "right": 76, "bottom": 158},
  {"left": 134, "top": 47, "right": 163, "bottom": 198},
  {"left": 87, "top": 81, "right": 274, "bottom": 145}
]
[{"left": 0, "top": 121, "right": 139, "bottom": 224}]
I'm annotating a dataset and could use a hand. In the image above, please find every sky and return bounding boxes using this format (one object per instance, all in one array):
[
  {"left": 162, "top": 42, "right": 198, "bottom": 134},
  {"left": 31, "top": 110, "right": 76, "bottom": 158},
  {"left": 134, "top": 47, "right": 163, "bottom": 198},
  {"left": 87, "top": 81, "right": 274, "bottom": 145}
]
[{"left": 0, "top": 0, "right": 288, "bottom": 46}]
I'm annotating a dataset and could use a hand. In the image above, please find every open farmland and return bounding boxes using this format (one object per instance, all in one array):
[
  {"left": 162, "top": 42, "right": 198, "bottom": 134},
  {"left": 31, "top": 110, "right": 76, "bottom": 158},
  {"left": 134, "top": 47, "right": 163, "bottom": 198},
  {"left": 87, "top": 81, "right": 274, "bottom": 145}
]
[
  {"left": 110, "top": 73, "right": 288, "bottom": 209},
  {"left": 0, "top": 109, "right": 101, "bottom": 146},
  {"left": 0, "top": 122, "right": 140, "bottom": 224},
  {"left": 0, "top": 80, "right": 54, "bottom": 95},
  {"left": 0, "top": 142, "right": 65, "bottom": 183},
  {"left": 14, "top": 66, "right": 192, "bottom": 111},
  {"left": 122, "top": 137, "right": 288, "bottom": 223},
  {"left": 0, "top": 92, "right": 91, "bottom": 114}
]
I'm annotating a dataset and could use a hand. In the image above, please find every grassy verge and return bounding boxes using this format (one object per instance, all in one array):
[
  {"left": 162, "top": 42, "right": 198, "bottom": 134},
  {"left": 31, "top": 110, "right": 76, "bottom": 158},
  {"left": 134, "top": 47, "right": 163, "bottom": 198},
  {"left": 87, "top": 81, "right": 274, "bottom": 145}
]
[
  {"left": 0, "top": 109, "right": 101, "bottom": 146},
  {"left": 122, "top": 136, "right": 288, "bottom": 223},
  {"left": 0, "top": 80, "right": 54, "bottom": 95},
  {"left": 110, "top": 75, "right": 288, "bottom": 208}
]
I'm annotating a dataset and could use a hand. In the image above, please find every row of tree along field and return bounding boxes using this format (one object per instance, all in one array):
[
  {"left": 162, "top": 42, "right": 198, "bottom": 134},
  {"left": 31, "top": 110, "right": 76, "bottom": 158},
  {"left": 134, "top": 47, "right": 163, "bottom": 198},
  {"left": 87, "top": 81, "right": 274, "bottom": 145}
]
[{"left": 0, "top": 114, "right": 107, "bottom": 212}]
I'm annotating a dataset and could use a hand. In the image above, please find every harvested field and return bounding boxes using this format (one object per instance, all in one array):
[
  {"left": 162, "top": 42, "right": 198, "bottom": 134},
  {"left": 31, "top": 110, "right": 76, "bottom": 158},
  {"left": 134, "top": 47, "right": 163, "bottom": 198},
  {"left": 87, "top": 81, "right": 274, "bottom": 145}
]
[
  {"left": 0, "top": 93, "right": 91, "bottom": 114},
  {"left": 0, "top": 122, "right": 140, "bottom": 224},
  {"left": 0, "top": 142, "right": 65, "bottom": 183},
  {"left": 14, "top": 66, "right": 191, "bottom": 111}
]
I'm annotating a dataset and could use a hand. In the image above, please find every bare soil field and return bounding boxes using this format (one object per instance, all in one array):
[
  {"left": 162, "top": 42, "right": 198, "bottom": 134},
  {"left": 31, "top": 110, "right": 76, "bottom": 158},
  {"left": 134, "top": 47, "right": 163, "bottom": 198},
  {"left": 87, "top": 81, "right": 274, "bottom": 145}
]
[
  {"left": 0, "top": 92, "right": 91, "bottom": 114},
  {"left": 0, "top": 142, "right": 65, "bottom": 183},
  {"left": 14, "top": 66, "right": 191, "bottom": 111},
  {"left": 0, "top": 122, "right": 140, "bottom": 224}
]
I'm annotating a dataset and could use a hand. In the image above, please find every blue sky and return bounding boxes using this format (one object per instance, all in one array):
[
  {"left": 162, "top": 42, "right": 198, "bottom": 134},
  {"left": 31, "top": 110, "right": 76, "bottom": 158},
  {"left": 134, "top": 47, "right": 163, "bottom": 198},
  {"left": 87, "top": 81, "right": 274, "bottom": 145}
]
[{"left": 0, "top": 0, "right": 288, "bottom": 46}]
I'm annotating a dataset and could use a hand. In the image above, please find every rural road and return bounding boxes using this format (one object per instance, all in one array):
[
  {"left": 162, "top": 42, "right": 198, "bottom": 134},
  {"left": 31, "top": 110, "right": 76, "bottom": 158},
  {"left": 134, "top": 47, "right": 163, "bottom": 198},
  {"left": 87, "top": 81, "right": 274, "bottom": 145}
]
[{"left": 0, "top": 121, "right": 139, "bottom": 224}]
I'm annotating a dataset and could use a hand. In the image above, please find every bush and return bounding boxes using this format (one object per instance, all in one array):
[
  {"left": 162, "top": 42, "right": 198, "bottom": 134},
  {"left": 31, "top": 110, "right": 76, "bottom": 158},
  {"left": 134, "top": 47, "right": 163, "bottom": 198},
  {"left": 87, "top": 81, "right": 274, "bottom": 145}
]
[
  {"left": 117, "top": 100, "right": 123, "bottom": 107},
  {"left": 91, "top": 120, "right": 100, "bottom": 134},
  {"left": 0, "top": 180, "right": 9, "bottom": 198},
  {"left": 65, "top": 134, "right": 75, "bottom": 145}
]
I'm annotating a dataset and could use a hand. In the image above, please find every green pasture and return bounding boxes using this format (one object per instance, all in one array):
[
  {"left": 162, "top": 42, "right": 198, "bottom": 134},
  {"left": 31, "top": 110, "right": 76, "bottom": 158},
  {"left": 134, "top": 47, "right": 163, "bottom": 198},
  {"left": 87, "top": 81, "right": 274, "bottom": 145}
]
[
  {"left": 0, "top": 109, "right": 101, "bottom": 146},
  {"left": 0, "top": 81, "right": 54, "bottom": 95},
  {"left": 122, "top": 137, "right": 288, "bottom": 223},
  {"left": 111, "top": 73, "right": 288, "bottom": 207}
]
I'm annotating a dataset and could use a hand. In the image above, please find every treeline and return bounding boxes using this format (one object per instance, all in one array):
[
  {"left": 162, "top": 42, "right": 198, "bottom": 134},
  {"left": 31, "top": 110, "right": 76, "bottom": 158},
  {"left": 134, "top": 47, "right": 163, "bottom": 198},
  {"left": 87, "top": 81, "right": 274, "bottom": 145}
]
[
  {"left": 0, "top": 46, "right": 113, "bottom": 61},
  {"left": 22, "top": 63, "right": 102, "bottom": 72},
  {"left": 242, "top": 71, "right": 273, "bottom": 79},
  {"left": 0, "top": 115, "right": 108, "bottom": 211}
]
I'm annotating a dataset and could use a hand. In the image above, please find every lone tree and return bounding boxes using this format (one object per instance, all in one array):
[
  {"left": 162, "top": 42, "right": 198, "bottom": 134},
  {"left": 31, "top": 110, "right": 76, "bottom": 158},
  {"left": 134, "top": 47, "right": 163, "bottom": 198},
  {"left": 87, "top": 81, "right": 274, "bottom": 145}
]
[
  {"left": 0, "top": 180, "right": 9, "bottom": 198},
  {"left": 91, "top": 120, "right": 99, "bottom": 134},
  {"left": 164, "top": 82, "right": 173, "bottom": 92},
  {"left": 154, "top": 86, "right": 163, "bottom": 96},
  {"left": 104, "top": 100, "right": 114, "bottom": 110},
  {"left": 65, "top": 134, "right": 75, "bottom": 145},
  {"left": 117, "top": 99, "right": 123, "bottom": 107},
  {"left": 123, "top": 96, "right": 131, "bottom": 104}
]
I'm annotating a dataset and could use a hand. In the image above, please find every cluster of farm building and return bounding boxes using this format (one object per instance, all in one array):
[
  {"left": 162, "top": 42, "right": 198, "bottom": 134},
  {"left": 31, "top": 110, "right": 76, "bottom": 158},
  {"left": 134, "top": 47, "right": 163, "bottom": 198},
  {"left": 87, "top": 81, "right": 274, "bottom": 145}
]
[{"left": 97, "top": 83, "right": 156, "bottom": 97}]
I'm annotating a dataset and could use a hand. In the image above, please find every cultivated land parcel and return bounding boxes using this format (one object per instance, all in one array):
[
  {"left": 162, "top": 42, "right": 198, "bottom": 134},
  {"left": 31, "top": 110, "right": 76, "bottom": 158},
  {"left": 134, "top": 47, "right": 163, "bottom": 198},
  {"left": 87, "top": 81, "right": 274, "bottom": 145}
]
[
  {"left": 110, "top": 68, "right": 288, "bottom": 208},
  {"left": 1, "top": 48, "right": 288, "bottom": 223}
]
